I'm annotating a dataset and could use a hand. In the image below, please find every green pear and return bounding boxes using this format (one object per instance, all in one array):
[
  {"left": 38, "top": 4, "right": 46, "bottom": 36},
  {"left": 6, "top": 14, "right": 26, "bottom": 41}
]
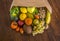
[
  {"left": 33, "top": 19, "right": 39, "bottom": 25},
  {"left": 27, "top": 7, "right": 35, "bottom": 13}
]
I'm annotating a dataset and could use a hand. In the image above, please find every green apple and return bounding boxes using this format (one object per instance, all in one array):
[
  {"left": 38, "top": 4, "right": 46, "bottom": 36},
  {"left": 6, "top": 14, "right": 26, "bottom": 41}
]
[
  {"left": 10, "top": 13, "right": 18, "bottom": 21},
  {"left": 10, "top": 6, "right": 19, "bottom": 14}
]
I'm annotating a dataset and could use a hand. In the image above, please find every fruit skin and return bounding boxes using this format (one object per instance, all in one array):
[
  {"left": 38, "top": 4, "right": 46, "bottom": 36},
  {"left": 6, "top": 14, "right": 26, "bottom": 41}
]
[
  {"left": 27, "top": 13, "right": 34, "bottom": 19},
  {"left": 45, "top": 11, "right": 51, "bottom": 24},
  {"left": 10, "top": 13, "right": 18, "bottom": 21},
  {"left": 25, "top": 18, "right": 32, "bottom": 25},
  {"left": 10, "top": 6, "right": 19, "bottom": 21},
  {"left": 18, "top": 20, "right": 24, "bottom": 26},
  {"left": 33, "top": 8, "right": 39, "bottom": 14},
  {"left": 10, "top": 6, "right": 19, "bottom": 14},
  {"left": 27, "top": 7, "right": 35, "bottom": 13},
  {"left": 19, "top": 13, "right": 27, "bottom": 20},
  {"left": 20, "top": 28, "right": 24, "bottom": 34},
  {"left": 32, "top": 20, "right": 45, "bottom": 36},
  {"left": 37, "top": 20, "right": 45, "bottom": 27},
  {"left": 11, "top": 21, "right": 18, "bottom": 29},
  {"left": 32, "top": 25, "right": 45, "bottom": 36},
  {"left": 34, "top": 15, "right": 40, "bottom": 19},
  {"left": 45, "top": 24, "right": 49, "bottom": 29},
  {"left": 16, "top": 27, "right": 20, "bottom": 32},
  {"left": 20, "top": 7, "right": 27, "bottom": 13},
  {"left": 33, "top": 19, "right": 39, "bottom": 25},
  {"left": 23, "top": 25, "right": 32, "bottom": 34}
]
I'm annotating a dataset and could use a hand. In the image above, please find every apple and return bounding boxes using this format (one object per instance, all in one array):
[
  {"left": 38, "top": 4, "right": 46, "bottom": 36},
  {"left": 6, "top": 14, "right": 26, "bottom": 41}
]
[{"left": 10, "top": 13, "right": 18, "bottom": 21}]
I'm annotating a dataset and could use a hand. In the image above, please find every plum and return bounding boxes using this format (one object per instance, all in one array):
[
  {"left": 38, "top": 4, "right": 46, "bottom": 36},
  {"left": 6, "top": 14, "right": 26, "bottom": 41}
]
[{"left": 18, "top": 20, "right": 24, "bottom": 26}]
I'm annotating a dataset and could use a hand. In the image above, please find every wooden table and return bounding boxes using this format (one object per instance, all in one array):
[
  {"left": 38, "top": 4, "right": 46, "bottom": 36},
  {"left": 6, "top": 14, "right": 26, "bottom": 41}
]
[{"left": 0, "top": 0, "right": 60, "bottom": 41}]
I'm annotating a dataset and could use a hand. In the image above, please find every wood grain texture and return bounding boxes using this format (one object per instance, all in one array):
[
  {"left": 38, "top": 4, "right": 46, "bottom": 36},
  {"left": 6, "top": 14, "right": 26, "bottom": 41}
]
[{"left": 0, "top": 0, "right": 60, "bottom": 41}]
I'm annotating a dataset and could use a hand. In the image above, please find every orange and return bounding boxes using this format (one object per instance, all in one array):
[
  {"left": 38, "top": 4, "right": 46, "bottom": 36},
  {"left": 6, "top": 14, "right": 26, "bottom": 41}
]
[
  {"left": 20, "top": 28, "right": 24, "bottom": 34},
  {"left": 25, "top": 18, "right": 32, "bottom": 25},
  {"left": 11, "top": 21, "right": 18, "bottom": 29},
  {"left": 16, "top": 27, "right": 20, "bottom": 32},
  {"left": 35, "top": 15, "right": 40, "bottom": 19}
]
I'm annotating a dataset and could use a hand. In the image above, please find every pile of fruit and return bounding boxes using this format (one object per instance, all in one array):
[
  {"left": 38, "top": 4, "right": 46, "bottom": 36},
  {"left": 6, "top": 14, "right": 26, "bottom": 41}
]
[{"left": 10, "top": 6, "right": 51, "bottom": 36}]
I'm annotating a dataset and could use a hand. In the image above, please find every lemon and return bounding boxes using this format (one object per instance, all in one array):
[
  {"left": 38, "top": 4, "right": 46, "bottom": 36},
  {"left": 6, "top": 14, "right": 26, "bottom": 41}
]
[
  {"left": 19, "top": 13, "right": 27, "bottom": 20},
  {"left": 20, "top": 7, "right": 27, "bottom": 13}
]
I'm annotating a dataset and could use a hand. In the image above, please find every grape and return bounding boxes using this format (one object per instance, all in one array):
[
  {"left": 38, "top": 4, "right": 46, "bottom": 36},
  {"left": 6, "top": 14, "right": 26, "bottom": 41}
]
[{"left": 32, "top": 21, "right": 45, "bottom": 36}]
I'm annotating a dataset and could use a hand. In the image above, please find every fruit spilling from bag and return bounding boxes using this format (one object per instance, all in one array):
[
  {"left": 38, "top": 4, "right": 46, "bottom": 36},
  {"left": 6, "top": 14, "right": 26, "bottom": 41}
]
[{"left": 10, "top": 6, "right": 51, "bottom": 36}]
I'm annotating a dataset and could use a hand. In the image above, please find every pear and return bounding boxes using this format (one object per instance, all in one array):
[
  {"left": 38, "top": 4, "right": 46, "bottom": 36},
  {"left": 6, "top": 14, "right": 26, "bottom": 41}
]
[
  {"left": 27, "top": 7, "right": 35, "bottom": 13},
  {"left": 33, "top": 19, "right": 39, "bottom": 25}
]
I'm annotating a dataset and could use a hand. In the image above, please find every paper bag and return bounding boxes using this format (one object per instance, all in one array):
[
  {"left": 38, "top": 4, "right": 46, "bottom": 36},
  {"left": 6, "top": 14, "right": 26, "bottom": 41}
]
[
  {"left": 10, "top": 0, "right": 52, "bottom": 36},
  {"left": 10, "top": 0, "right": 52, "bottom": 13}
]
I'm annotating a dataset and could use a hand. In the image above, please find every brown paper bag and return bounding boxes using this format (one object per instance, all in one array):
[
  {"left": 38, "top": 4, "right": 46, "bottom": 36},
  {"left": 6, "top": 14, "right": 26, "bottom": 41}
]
[
  {"left": 10, "top": 0, "right": 52, "bottom": 36},
  {"left": 10, "top": 0, "right": 52, "bottom": 13}
]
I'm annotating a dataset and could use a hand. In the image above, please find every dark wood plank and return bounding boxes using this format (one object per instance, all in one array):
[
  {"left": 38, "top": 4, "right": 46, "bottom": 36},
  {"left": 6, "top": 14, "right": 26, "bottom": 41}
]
[{"left": 0, "top": 0, "right": 60, "bottom": 41}]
